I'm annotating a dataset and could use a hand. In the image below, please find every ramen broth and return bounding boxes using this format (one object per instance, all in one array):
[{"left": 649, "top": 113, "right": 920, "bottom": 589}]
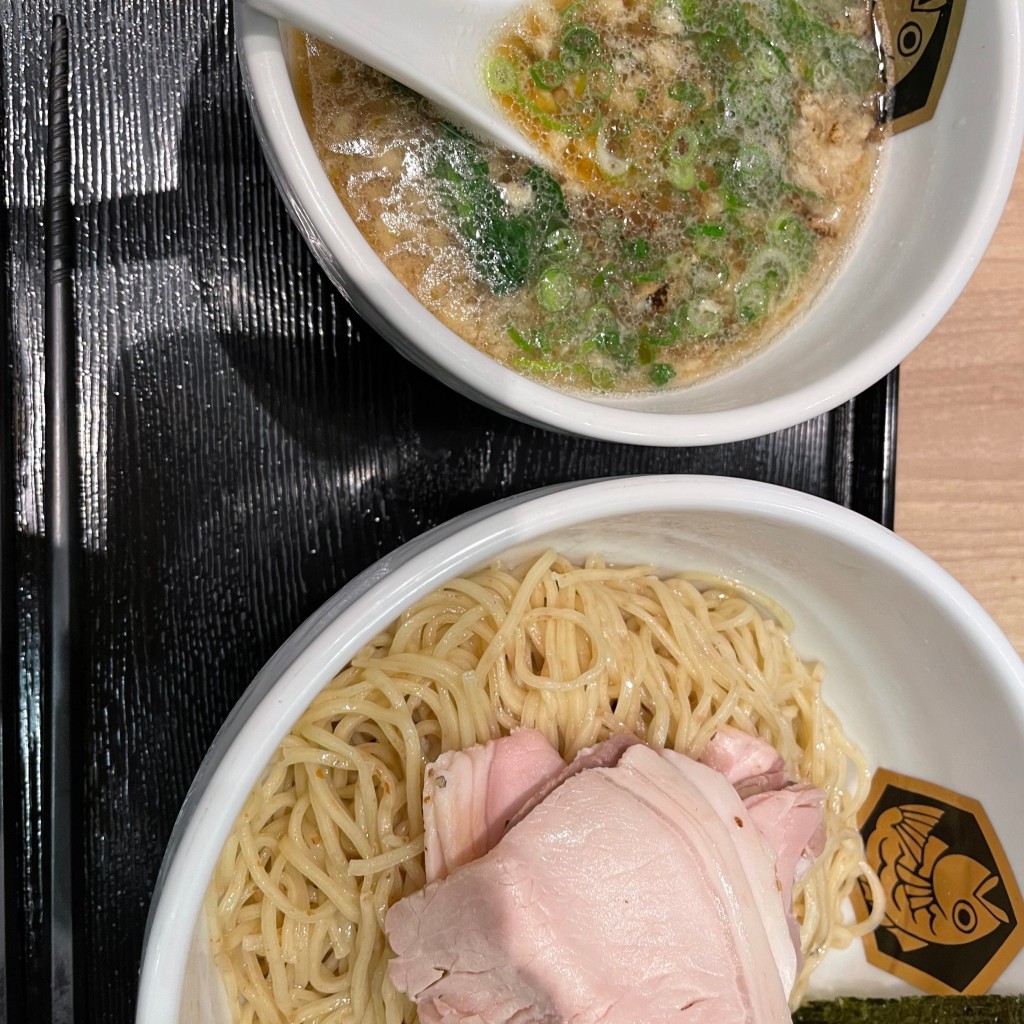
[{"left": 291, "top": 0, "right": 887, "bottom": 392}]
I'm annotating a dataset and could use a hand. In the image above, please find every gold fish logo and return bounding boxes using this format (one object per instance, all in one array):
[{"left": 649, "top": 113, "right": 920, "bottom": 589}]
[
  {"left": 869, "top": 805, "right": 1009, "bottom": 952},
  {"left": 851, "top": 769, "right": 1024, "bottom": 995}
]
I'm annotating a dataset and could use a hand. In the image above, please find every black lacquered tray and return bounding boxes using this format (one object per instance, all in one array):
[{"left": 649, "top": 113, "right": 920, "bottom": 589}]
[{"left": 0, "top": 6, "right": 895, "bottom": 1022}]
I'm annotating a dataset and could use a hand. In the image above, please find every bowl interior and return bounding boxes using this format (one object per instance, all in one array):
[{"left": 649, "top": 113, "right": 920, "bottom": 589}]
[
  {"left": 235, "top": 3, "right": 1024, "bottom": 443},
  {"left": 137, "top": 478, "right": 1024, "bottom": 1023}
]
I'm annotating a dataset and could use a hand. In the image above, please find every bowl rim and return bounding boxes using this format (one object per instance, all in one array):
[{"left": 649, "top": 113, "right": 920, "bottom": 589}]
[
  {"left": 232, "top": 3, "right": 1024, "bottom": 446},
  {"left": 135, "top": 474, "right": 1024, "bottom": 1023}
]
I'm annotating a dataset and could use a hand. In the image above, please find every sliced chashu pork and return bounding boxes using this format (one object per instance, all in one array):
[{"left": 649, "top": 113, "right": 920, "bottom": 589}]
[
  {"left": 387, "top": 742, "right": 798, "bottom": 1024},
  {"left": 423, "top": 728, "right": 566, "bottom": 882},
  {"left": 424, "top": 731, "right": 639, "bottom": 882},
  {"left": 698, "top": 724, "right": 789, "bottom": 797},
  {"left": 699, "top": 725, "right": 827, "bottom": 906},
  {"left": 744, "top": 784, "right": 826, "bottom": 912},
  {"left": 504, "top": 730, "right": 640, "bottom": 829},
  {"left": 425, "top": 726, "right": 826, "bottom": 920}
]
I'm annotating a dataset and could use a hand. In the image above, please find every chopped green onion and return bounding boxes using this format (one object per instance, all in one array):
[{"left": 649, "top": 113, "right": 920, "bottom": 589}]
[
  {"left": 523, "top": 108, "right": 585, "bottom": 137},
  {"left": 737, "top": 144, "right": 771, "bottom": 177},
  {"left": 668, "top": 80, "right": 705, "bottom": 107},
  {"left": 561, "top": 23, "right": 600, "bottom": 58},
  {"left": 667, "top": 157, "right": 696, "bottom": 190},
  {"left": 720, "top": 142, "right": 782, "bottom": 204},
  {"left": 772, "top": 0, "right": 819, "bottom": 49},
  {"left": 536, "top": 267, "right": 575, "bottom": 312},
  {"left": 649, "top": 362, "right": 676, "bottom": 386},
  {"left": 749, "top": 35, "right": 790, "bottom": 79},
  {"left": 627, "top": 267, "right": 665, "bottom": 284},
  {"left": 664, "top": 251, "right": 688, "bottom": 272},
  {"left": 486, "top": 57, "right": 518, "bottom": 95},
  {"left": 682, "top": 300, "right": 723, "bottom": 337},
  {"left": 557, "top": 0, "right": 586, "bottom": 20},
  {"left": 581, "top": 304, "right": 628, "bottom": 360},
  {"left": 686, "top": 222, "right": 726, "bottom": 239},
  {"left": 768, "top": 212, "right": 815, "bottom": 264},
  {"left": 530, "top": 59, "right": 566, "bottom": 91},
  {"left": 720, "top": 189, "right": 744, "bottom": 211},
  {"left": 513, "top": 355, "right": 570, "bottom": 376},
  {"left": 539, "top": 320, "right": 573, "bottom": 352},
  {"left": 582, "top": 303, "right": 618, "bottom": 333},
  {"left": 653, "top": 0, "right": 699, "bottom": 24},
  {"left": 691, "top": 256, "right": 729, "bottom": 293},
  {"left": 651, "top": 0, "right": 684, "bottom": 32},
  {"left": 768, "top": 211, "right": 803, "bottom": 235},
  {"left": 506, "top": 323, "right": 548, "bottom": 353},
  {"left": 638, "top": 322, "right": 678, "bottom": 348},
  {"left": 722, "top": 76, "right": 791, "bottom": 133},
  {"left": 735, "top": 279, "right": 770, "bottom": 322},
  {"left": 544, "top": 227, "right": 582, "bottom": 260},
  {"left": 706, "top": 1, "right": 752, "bottom": 52},
  {"left": 590, "top": 266, "right": 623, "bottom": 301},
  {"left": 661, "top": 126, "right": 700, "bottom": 188},
  {"left": 810, "top": 56, "right": 843, "bottom": 92},
  {"left": 622, "top": 238, "right": 649, "bottom": 261},
  {"left": 665, "top": 125, "right": 699, "bottom": 160},
  {"left": 746, "top": 248, "right": 794, "bottom": 294},
  {"left": 521, "top": 94, "right": 602, "bottom": 137},
  {"left": 585, "top": 62, "right": 616, "bottom": 100},
  {"left": 834, "top": 40, "right": 882, "bottom": 93}
]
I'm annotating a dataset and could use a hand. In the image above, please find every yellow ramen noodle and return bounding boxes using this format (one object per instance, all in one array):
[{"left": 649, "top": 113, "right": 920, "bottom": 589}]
[
  {"left": 289, "top": 0, "right": 887, "bottom": 394},
  {"left": 207, "top": 552, "right": 883, "bottom": 1024}
]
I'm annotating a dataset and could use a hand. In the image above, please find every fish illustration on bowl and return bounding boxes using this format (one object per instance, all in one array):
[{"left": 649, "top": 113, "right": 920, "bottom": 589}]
[
  {"left": 869, "top": 804, "right": 1010, "bottom": 953},
  {"left": 852, "top": 768, "right": 1024, "bottom": 995},
  {"left": 876, "top": 0, "right": 966, "bottom": 132}
]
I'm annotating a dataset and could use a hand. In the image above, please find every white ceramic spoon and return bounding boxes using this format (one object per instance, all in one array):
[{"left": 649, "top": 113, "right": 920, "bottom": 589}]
[{"left": 243, "top": 0, "right": 549, "bottom": 164}]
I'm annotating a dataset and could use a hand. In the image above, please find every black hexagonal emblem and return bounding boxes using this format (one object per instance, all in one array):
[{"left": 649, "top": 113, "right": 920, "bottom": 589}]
[
  {"left": 876, "top": 0, "right": 966, "bottom": 133},
  {"left": 851, "top": 769, "right": 1024, "bottom": 994}
]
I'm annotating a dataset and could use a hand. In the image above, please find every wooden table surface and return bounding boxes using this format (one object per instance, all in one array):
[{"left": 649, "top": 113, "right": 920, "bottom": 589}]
[{"left": 895, "top": 150, "right": 1024, "bottom": 659}]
